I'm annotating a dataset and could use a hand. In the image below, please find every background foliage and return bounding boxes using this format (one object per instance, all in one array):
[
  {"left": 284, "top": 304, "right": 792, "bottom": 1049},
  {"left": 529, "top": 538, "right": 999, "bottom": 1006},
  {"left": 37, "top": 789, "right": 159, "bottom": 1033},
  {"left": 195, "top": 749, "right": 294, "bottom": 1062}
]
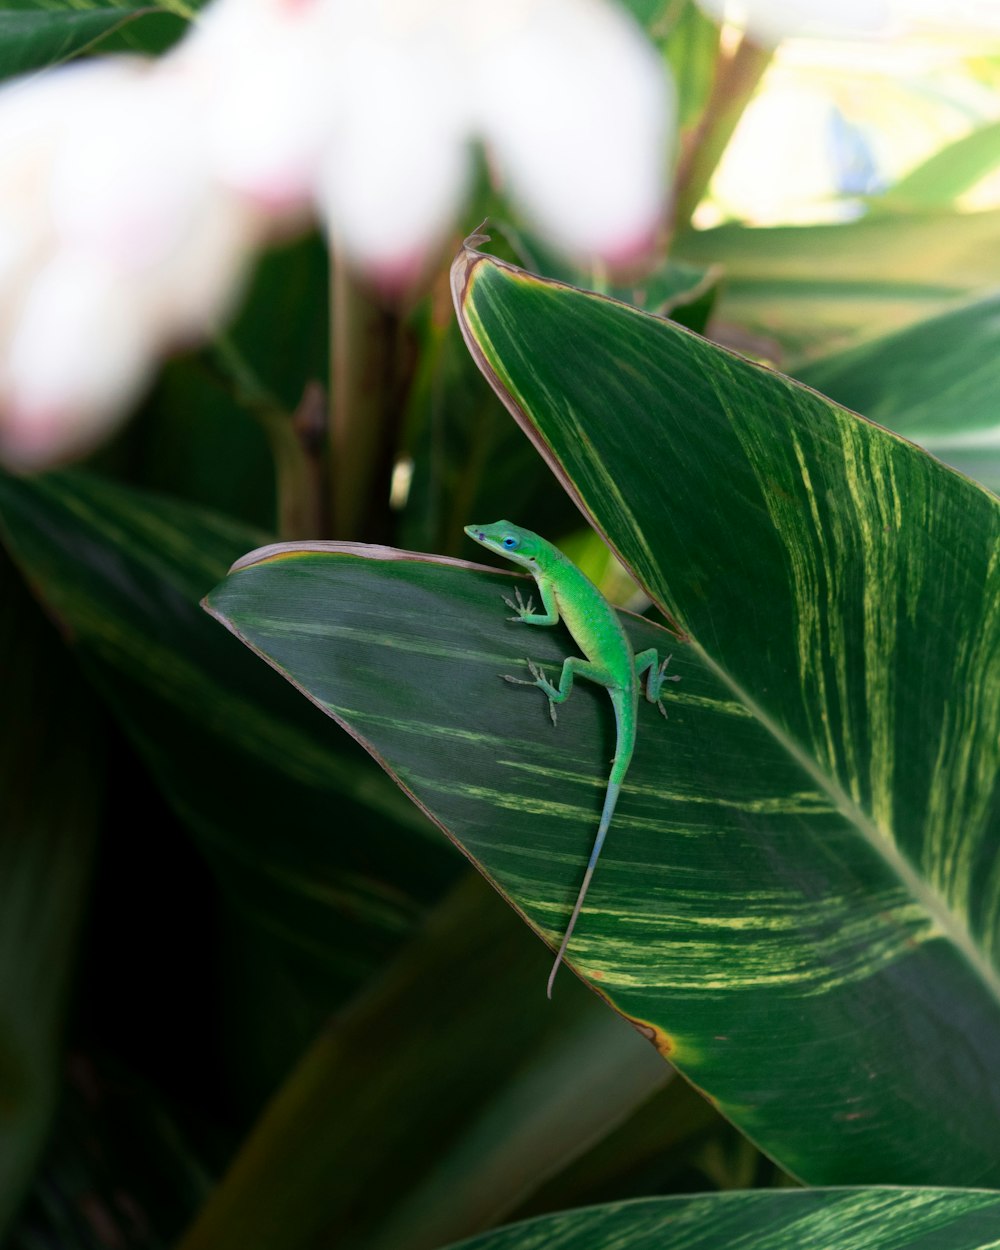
[{"left": 1, "top": 3, "right": 998, "bottom": 1248}]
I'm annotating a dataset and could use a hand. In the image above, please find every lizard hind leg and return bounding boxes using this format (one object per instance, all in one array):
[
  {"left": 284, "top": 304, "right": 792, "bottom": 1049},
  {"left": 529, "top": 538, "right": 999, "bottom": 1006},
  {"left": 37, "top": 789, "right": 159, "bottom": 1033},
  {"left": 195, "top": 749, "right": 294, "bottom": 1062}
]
[
  {"left": 503, "top": 659, "right": 561, "bottom": 724},
  {"left": 502, "top": 655, "right": 608, "bottom": 727},
  {"left": 635, "top": 649, "right": 681, "bottom": 718}
]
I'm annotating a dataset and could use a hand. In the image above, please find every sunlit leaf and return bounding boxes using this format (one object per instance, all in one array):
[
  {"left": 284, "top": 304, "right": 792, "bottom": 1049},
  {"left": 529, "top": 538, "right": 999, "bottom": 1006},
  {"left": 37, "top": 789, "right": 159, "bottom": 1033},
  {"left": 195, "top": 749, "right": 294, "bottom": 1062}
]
[{"left": 675, "top": 209, "right": 1000, "bottom": 361}]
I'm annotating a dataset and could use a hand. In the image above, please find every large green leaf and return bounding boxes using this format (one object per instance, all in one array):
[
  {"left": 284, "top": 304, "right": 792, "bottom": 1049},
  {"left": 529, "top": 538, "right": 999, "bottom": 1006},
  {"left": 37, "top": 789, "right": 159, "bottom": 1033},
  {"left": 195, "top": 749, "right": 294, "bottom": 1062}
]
[
  {"left": 444, "top": 240, "right": 997, "bottom": 1186},
  {"left": 0, "top": 554, "right": 102, "bottom": 1237},
  {"left": 444, "top": 1189, "right": 1000, "bottom": 1250},
  {"left": 206, "top": 242, "right": 1000, "bottom": 1184},
  {"left": 797, "top": 294, "right": 1000, "bottom": 495},
  {"left": 205, "top": 505, "right": 999, "bottom": 1190},
  {"left": 675, "top": 208, "right": 1000, "bottom": 361}
]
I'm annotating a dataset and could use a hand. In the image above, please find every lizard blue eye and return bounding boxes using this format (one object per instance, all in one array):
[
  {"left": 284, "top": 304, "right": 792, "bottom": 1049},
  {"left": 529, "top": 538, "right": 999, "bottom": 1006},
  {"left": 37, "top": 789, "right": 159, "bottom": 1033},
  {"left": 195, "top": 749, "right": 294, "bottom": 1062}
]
[{"left": 502, "top": 535, "right": 519, "bottom": 549}]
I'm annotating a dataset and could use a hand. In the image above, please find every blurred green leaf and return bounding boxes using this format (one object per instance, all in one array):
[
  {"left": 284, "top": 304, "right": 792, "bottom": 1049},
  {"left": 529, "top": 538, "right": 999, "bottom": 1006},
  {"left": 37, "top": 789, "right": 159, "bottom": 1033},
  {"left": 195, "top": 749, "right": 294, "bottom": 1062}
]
[
  {"left": 8, "top": 1053, "right": 210, "bottom": 1250},
  {"left": 398, "top": 300, "right": 586, "bottom": 558},
  {"left": 0, "top": 471, "right": 457, "bottom": 1040},
  {"left": 176, "top": 876, "right": 668, "bottom": 1250},
  {"left": 446, "top": 1189, "right": 1000, "bottom": 1250},
  {"left": 502, "top": 224, "right": 720, "bottom": 330},
  {"left": 120, "top": 354, "right": 278, "bottom": 532},
  {"left": 617, "top": 0, "right": 718, "bottom": 131},
  {"left": 0, "top": 553, "right": 102, "bottom": 1238},
  {"left": 798, "top": 293, "right": 1000, "bottom": 495},
  {"left": 675, "top": 208, "right": 1000, "bottom": 362},
  {"left": 514, "top": 1076, "right": 768, "bottom": 1217},
  {"left": 883, "top": 120, "right": 1000, "bottom": 210},
  {"left": 662, "top": 1, "right": 719, "bottom": 129},
  {"left": 224, "top": 233, "right": 330, "bottom": 416}
]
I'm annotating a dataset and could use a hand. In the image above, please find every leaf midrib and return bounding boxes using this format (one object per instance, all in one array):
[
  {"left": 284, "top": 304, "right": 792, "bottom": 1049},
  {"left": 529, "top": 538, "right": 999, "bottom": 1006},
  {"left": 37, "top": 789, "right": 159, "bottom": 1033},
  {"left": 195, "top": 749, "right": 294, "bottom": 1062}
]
[{"left": 692, "top": 636, "right": 1000, "bottom": 1004}]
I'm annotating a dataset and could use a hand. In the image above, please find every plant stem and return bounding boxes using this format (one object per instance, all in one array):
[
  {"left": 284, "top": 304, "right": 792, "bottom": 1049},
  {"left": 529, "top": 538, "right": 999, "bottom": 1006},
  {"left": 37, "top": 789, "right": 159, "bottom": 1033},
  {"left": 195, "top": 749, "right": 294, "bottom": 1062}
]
[
  {"left": 212, "top": 337, "right": 323, "bottom": 540},
  {"left": 264, "top": 381, "right": 327, "bottom": 541},
  {"left": 671, "top": 34, "right": 774, "bottom": 232},
  {"left": 329, "top": 251, "right": 403, "bottom": 542}
]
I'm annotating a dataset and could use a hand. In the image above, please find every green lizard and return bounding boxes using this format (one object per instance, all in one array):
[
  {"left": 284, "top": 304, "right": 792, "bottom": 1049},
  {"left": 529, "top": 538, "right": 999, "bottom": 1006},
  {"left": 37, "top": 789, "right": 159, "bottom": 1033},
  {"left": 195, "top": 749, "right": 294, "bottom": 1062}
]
[{"left": 465, "top": 521, "right": 680, "bottom": 997}]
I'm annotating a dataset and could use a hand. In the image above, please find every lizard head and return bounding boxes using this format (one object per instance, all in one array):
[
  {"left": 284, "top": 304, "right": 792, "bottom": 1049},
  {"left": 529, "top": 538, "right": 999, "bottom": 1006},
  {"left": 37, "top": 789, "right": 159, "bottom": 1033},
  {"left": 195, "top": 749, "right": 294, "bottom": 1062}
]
[{"left": 464, "top": 520, "right": 542, "bottom": 569}]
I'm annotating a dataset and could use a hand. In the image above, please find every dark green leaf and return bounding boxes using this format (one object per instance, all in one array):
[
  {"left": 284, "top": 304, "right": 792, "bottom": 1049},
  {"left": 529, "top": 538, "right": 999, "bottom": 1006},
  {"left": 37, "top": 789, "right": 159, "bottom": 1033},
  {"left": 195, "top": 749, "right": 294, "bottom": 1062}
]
[
  {"left": 176, "top": 877, "right": 668, "bottom": 1250},
  {"left": 0, "top": 553, "right": 102, "bottom": 1237},
  {"left": 0, "top": 5, "right": 159, "bottom": 81},
  {"left": 446, "top": 1188, "right": 1000, "bottom": 1250},
  {"left": 445, "top": 242, "right": 999, "bottom": 1186},
  {"left": 0, "top": 470, "right": 456, "bottom": 1034},
  {"left": 8, "top": 1053, "right": 210, "bottom": 1250}
]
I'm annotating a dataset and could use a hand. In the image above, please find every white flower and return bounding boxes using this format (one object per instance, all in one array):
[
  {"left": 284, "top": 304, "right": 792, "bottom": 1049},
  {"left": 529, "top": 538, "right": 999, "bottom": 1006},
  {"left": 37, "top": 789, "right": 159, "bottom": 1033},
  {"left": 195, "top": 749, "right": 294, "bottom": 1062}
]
[
  {"left": 700, "top": 0, "right": 1000, "bottom": 45},
  {"left": 179, "top": 0, "right": 344, "bottom": 215},
  {"left": 697, "top": 0, "right": 892, "bottom": 46},
  {"left": 187, "top": 0, "right": 675, "bottom": 287},
  {"left": 0, "top": 57, "right": 263, "bottom": 470},
  {"left": 317, "top": 1, "right": 472, "bottom": 289},
  {"left": 473, "top": 0, "right": 670, "bottom": 267},
  {"left": 0, "top": 0, "right": 674, "bottom": 468}
]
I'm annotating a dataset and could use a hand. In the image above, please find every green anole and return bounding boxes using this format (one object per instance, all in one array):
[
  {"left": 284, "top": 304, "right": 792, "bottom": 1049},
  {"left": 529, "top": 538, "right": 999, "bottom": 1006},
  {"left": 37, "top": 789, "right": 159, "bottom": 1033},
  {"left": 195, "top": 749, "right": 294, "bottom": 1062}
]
[{"left": 465, "top": 521, "right": 680, "bottom": 997}]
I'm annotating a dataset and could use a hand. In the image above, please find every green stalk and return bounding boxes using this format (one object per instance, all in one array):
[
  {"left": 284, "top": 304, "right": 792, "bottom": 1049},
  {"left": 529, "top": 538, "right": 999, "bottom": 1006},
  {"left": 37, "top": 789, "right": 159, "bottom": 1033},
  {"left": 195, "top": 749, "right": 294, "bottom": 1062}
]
[
  {"left": 329, "top": 251, "right": 402, "bottom": 542},
  {"left": 671, "top": 34, "right": 774, "bottom": 232},
  {"left": 213, "top": 337, "right": 323, "bottom": 540}
]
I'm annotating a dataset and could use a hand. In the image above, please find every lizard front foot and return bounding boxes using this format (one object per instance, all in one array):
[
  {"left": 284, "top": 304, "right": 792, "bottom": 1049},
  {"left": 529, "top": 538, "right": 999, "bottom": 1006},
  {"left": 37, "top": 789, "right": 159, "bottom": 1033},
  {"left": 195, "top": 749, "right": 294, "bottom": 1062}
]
[{"left": 501, "top": 587, "right": 536, "bottom": 622}]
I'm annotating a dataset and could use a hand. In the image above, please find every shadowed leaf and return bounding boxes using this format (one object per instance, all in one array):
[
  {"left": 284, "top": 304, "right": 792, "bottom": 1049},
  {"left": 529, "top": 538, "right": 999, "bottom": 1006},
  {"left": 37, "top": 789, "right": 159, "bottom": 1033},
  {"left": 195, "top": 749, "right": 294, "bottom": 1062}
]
[
  {"left": 0, "top": 553, "right": 101, "bottom": 1237},
  {"left": 445, "top": 1188, "right": 1000, "bottom": 1250},
  {"left": 0, "top": 470, "right": 456, "bottom": 1028}
]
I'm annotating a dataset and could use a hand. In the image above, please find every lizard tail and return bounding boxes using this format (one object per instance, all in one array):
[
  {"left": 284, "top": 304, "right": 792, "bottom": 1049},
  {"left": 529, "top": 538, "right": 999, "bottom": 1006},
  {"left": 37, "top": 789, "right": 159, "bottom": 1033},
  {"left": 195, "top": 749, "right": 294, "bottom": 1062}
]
[
  {"left": 546, "top": 777, "right": 622, "bottom": 998},
  {"left": 547, "top": 688, "right": 633, "bottom": 998}
]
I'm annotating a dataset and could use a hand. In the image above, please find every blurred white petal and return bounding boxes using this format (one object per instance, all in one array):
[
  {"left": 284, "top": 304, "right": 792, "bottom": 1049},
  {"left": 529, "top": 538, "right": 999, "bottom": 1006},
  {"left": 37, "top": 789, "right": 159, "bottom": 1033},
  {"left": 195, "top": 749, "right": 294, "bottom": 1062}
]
[
  {"left": 0, "top": 0, "right": 677, "bottom": 465},
  {"left": 311, "top": 0, "right": 673, "bottom": 276},
  {"left": 1, "top": 254, "right": 154, "bottom": 469},
  {"left": 0, "top": 60, "right": 138, "bottom": 329},
  {"left": 319, "top": 6, "right": 470, "bottom": 286},
  {"left": 0, "top": 54, "right": 263, "bottom": 470},
  {"left": 49, "top": 61, "right": 209, "bottom": 268},
  {"left": 696, "top": 0, "right": 892, "bottom": 45},
  {"left": 183, "top": 0, "right": 345, "bottom": 212},
  {"left": 476, "top": 0, "right": 671, "bottom": 263}
]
